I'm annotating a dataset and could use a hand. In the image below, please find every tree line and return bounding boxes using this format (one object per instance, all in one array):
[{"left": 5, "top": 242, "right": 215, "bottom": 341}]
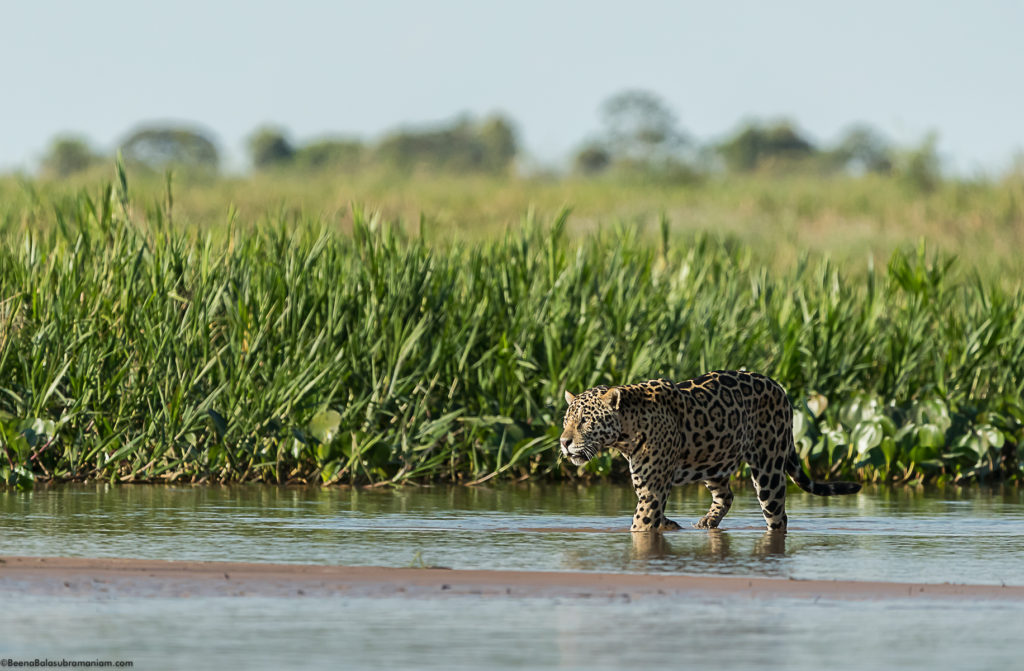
[{"left": 39, "top": 89, "right": 941, "bottom": 188}]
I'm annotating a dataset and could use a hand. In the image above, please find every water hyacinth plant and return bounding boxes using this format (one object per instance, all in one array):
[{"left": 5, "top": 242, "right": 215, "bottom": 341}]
[{"left": 1, "top": 174, "right": 1022, "bottom": 489}]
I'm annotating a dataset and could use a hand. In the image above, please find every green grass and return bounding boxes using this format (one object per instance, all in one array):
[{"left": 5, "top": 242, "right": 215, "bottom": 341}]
[
  {"left": 1, "top": 169, "right": 1023, "bottom": 489},
  {"left": 5, "top": 168, "right": 1024, "bottom": 280}
]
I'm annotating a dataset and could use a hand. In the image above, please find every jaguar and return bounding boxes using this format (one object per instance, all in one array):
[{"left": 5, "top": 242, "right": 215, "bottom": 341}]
[{"left": 560, "top": 371, "right": 860, "bottom": 531}]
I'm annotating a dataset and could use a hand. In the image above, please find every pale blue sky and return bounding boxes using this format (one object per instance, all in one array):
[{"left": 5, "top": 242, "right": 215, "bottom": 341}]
[{"left": 3, "top": 0, "right": 1022, "bottom": 174}]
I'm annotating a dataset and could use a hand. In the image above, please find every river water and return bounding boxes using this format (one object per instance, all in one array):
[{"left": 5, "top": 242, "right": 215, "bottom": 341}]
[
  {"left": 1, "top": 483, "right": 1022, "bottom": 670},
  {"left": 2, "top": 483, "right": 1022, "bottom": 583}
]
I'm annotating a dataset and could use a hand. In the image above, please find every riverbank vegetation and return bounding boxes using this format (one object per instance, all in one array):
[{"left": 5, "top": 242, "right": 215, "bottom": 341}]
[{"left": 1, "top": 163, "right": 1022, "bottom": 490}]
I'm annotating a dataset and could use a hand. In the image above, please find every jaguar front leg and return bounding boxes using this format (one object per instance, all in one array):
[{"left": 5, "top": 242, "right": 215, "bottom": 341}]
[
  {"left": 629, "top": 473, "right": 680, "bottom": 532},
  {"left": 631, "top": 497, "right": 681, "bottom": 531}
]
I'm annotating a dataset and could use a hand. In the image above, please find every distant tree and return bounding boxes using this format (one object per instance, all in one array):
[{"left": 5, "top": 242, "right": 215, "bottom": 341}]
[
  {"left": 293, "top": 138, "right": 365, "bottom": 172},
  {"left": 247, "top": 126, "right": 295, "bottom": 169},
  {"left": 120, "top": 125, "right": 219, "bottom": 173},
  {"left": 717, "top": 126, "right": 760, "bottom": 172},
  {"left": 572, "top": 142, "right": 612, "bottom": 175},
  {"left": 717, "top": 121, "right": 816, "bottom": 172},
  {"left": 829, "top": 125, "right": 893, "bottom": 174},
  {"left": 375, "top": 115, "right": 518, "bottom": 175},
  {"left": 477, "top": 115, "right": 518, "bottom": 173},
  {"left": 41, "top": 135, "right": 98, "bottom": 177},
  {"left": 600, "top": 90, "right": 687, "bottom": 167},
  {"left": 894, "top": 132, "right": 941, "bottom": 192},
  {"left": 375, "top": 123, "right": 465, "bottom": 173}
]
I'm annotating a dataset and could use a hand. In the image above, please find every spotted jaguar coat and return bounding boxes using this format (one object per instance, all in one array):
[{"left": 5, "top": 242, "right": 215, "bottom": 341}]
[{"left": 560, "top": 371, "right": 861, "bottom": 531}]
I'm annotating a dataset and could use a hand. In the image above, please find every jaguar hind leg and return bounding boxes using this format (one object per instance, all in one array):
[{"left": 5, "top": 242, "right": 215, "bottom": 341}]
[
  {"left": 750, "top": 463, "right": 789, "bottom": 531},
  {"left": 694, "top": 477, "right": 734, "bottom": 529}
]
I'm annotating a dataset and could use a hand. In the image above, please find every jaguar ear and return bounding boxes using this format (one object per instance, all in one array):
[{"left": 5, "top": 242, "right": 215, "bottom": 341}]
[
  {"left": 564, "top": 390, "right": 576, "bottom": 405},
  {"left": 600, "top": 387, "right": 622, "bottom": 410}
]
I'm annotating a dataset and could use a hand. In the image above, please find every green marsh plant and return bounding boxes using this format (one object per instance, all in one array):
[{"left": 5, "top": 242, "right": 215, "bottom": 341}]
[{"left": 1, "top": 179, "right": 1022, "bottom": 489}]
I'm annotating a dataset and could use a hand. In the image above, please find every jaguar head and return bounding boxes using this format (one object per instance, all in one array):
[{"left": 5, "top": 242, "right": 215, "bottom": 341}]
[{"left": 559, "top": 386, "right": 624, "bottom": 465}]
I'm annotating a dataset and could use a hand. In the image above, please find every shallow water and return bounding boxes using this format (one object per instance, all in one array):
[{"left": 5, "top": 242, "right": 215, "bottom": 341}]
[
  {"left": 3, "top": 483, "right": 1023, "bottom": 670},
  {"left": 2, "top": 483, "right": 1023, "bottom": 585}
]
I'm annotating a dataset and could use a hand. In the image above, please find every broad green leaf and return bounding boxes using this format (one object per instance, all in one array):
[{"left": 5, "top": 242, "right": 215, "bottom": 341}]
[
  {"left": 852, "top": 421, "right": 883, "bottom": 455},
  {"left": 320, "top": 460, "right": 341, "bottom": 484},
  {"left": 806, "top": 393, "right": 828, "bottom": 418},
  {"left": 839, "top": 397, "right": 863, "bottom": 428},
  {"left": 878, "top": 415, "right": 897, "bottom": 436},
  {"left": 19, "top": 427, "right": 40, "bottom": 449},
  {"left": 309, "top": 410, "right": 342, "bottom": 444},
  {"left": 840, "top": 394, "right": 881, "bottom": 428},
  {"left": 792, "top": 410, "right": 808, "bottom": 440},
  {"left": 975, "top": 424, "right": 1005, "bottom": 449},
  {"left": 879, "top": 436, "right": 897, "bottom": 464},
  {"left": 29, "top": 418, "right": 57, "bottom": 440},
  {"left": 916, "top": 423, "right": 945, "bottom": 448},
  {"left": 821, "top": 425, "right": 848, "bottom": 448},
  {"left": 914, "top": 399, "right": 951, "bottom": 432},
  {"left": 207, "top": 409, "right": 228, "bottom": 440},
  {"left": 796, "top": 435, "right": 813, "bottom": 458}
]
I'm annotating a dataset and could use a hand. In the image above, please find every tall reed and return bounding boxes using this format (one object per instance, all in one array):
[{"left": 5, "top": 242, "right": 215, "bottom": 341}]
[{"left": 1, "top": 181, "right": 1021, "bottom": 488}]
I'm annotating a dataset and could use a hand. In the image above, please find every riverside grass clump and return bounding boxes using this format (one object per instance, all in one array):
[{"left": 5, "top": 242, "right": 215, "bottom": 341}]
[{"left": 1, "top": 180, "right": 1023, "bottom": 489}]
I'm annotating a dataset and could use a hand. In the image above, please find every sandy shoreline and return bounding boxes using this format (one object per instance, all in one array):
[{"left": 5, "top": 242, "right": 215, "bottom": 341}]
[{"left": 1, "top": 555, "right": 1021, "bottom": 601}]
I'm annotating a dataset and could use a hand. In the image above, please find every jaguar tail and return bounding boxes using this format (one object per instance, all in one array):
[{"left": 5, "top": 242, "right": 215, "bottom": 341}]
[{"left": 786, "top": 452, "right": 861, "bottom": 496}]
